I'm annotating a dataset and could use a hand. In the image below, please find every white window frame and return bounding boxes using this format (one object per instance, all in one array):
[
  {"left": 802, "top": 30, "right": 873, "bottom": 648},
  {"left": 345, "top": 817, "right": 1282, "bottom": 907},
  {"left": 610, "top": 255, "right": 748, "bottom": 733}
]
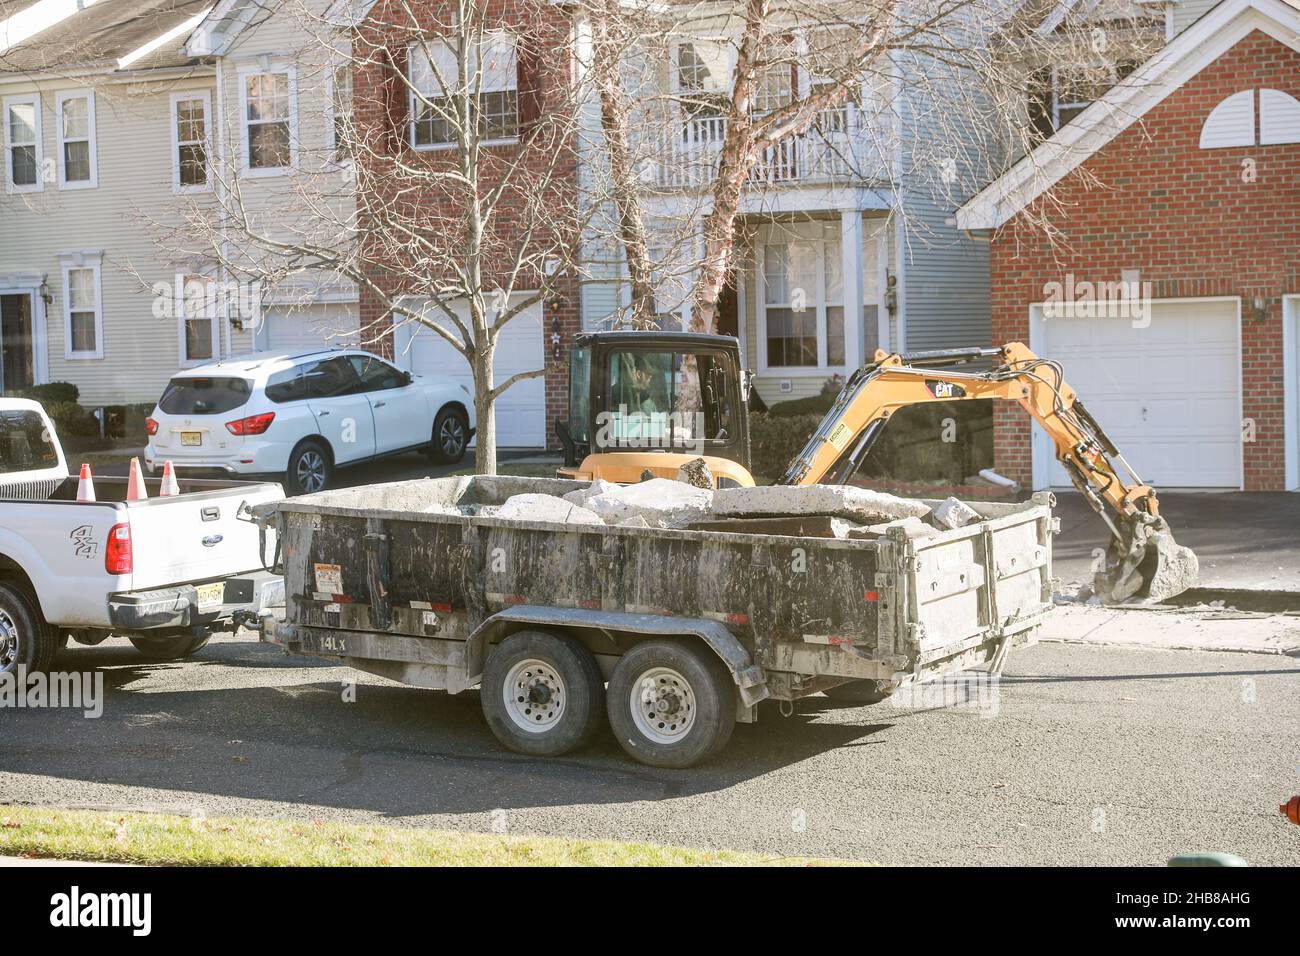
[
  {"left": 4, "top": 93, "right": 43, "bottom": 194},
  {"left": 408, "top": 33, "right": 519, "bottom": 152},
  {"left": 170, "top": 91, "right": 212, "bottom": 193},
  {"left": 325, "top": 62, "right": 353, "bottom": 165},
  {"left": 238, "top": 62, "right": 298, "bottom": 176},
  {"left": 55, "top": 90, "right": 96, "bottom": 189},
  {"left": 757, "top": 224, "right": 845, "bottom": 376},
  {"left": 62, "top": 259, "right": 104, "bottom": 360},
  {"left": 176, "top": 271, "right": 221, "bottom": 366}
]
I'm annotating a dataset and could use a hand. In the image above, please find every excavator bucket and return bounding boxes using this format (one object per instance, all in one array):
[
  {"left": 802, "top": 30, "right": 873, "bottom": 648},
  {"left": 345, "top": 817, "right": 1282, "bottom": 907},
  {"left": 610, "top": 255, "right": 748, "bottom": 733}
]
[{"left": 1094, "top": 515, "right": 1199, "bottom": 605}]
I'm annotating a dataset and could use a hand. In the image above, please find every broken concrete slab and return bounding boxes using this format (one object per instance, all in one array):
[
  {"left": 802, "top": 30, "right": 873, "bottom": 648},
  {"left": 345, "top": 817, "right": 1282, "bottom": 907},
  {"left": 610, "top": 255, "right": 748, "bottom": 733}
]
[
  {"left": 1039, "top": 604, "right": 1300, "bottom": 656},
  {"left": 687, "top": 515, "right": 862, "bottom": 539},
  {"left": 930, "top": 496, "right": 980, "bottom": 531},
  {"left": 495, "top": 493, "right": 605, "bottom": 526},
  {"left": 848, "top": 516, "right": 940, "bottom": 540},
  {"left": 562, "top": 479, "right": 618, "bottom": 506},
  {"left": 582, "top": 477, "right": 714, "bottom": 528},
  {"left": 712, "top": 484, "right": 930, "bottom": 523},
  {"left": 676, "top": 457, "right": 714, "bottom": 489}
]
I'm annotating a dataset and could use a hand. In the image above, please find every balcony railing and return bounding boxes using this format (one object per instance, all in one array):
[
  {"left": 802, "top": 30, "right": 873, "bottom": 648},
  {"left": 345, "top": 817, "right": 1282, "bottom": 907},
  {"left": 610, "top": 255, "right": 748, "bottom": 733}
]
[{"left": 641, "top": 107, "right": 887, "bottom": 190}]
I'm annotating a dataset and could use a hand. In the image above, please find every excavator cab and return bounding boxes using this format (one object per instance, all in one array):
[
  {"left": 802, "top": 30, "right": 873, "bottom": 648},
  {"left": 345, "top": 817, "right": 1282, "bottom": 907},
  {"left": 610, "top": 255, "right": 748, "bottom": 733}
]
[{"left": 555, "top": 331, "right": 755, "bottom": 485}]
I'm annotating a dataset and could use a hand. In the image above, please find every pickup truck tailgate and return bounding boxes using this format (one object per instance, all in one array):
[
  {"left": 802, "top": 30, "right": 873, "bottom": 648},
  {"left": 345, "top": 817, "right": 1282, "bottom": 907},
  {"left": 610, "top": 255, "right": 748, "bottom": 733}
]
[{"left": 124, "top": 483, "right": 282, "bottom": 589}]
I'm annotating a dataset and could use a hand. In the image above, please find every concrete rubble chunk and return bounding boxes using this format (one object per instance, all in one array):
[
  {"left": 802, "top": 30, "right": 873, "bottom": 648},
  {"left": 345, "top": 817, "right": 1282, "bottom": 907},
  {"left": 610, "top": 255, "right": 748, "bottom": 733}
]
[
  {"left": 930, "top": 496, "right": 981, "bottom": 531},
  {"left": 712, "top": 485, "right": 930, "bottom": 523},
  {"left": 582, "top": 477, "right": 714, "bottom": 528},
  {"left": 562, "top": 479, "right": 618, "bottom": 506},
  {"left": 676, "top": 457, "right": 714, "bottom": 489},
  {"left": 848, "top": 516, "right": 940, "bottom": 540},
  {"left": 495, "top": 493, "right": 604, "bottom": 526},
  {"left": 617, "top": 514, "right": 651, "bottom": 528}
]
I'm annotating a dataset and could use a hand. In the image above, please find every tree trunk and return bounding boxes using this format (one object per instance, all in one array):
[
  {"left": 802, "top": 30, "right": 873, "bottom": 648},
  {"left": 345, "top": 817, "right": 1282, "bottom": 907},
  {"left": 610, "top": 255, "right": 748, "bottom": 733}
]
[{"left": 473, "top": 352, "right": 497, "bottom": 476}]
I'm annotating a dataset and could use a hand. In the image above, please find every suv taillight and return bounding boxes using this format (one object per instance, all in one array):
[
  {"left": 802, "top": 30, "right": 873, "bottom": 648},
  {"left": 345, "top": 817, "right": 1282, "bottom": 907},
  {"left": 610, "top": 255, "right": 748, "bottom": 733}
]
[
  {"left": 145, "top": 417, "right": 159, "bottom": 436},
  {"left": 225, "top": 412, "right": 275, "bottom": 436},
  {"left": 106, "top": 522, "right": 133, "bottom": 575}
]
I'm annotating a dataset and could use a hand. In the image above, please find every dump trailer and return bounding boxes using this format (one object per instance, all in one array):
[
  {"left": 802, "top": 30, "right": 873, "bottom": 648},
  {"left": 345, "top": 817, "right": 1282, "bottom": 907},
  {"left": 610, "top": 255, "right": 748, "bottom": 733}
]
[{"left": 253, "top": 476, "right": 1056, "bottom": 768}]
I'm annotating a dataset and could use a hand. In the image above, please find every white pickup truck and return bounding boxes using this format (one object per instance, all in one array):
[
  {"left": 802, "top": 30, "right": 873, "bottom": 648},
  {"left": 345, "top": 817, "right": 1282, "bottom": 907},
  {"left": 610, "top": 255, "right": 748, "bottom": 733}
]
[{"left": 0, "top": 398, "right": 284, "bottom": 674}]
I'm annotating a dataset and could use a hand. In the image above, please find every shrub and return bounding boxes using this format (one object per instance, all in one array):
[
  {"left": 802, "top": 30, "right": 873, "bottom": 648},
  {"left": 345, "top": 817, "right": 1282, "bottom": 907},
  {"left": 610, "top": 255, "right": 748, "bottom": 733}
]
[
  {"left": 17, "top": 381, "right": 79, "bottom": 405},
  {"left": 42, "top": 400, "right": 100, "bottom": 438},
  {"left": 748, "top": 412, "right": 824, "bottom": 481}
]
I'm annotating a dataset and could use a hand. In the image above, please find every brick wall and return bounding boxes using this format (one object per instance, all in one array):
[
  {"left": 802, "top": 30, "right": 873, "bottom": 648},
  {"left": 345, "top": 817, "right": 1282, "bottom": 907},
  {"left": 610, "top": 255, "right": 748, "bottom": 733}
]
[
  {"left": 352, "top": 0, "right": 580, "bottom": 449},
  {"left": 989, "top": 30, "right": 1300, "bottom": 491}
]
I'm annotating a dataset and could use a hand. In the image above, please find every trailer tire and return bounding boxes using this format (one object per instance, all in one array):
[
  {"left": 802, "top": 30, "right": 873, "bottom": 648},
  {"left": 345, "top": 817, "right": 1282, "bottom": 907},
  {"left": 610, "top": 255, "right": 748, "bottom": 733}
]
[
  {"left": 0, "top": 581, "right": 56, "bottom": 675},
  {"left": 607, "top": 640, "right": 734, "bottom": 768},
  {"left": 481, "top": 630, "right": 605, "bottom": 757},
  {"left": 129, "top": 634, "right": 210, "bottom": 661},
  {"left": 822, "top": 679, "right": 898, "bottom": 706}
]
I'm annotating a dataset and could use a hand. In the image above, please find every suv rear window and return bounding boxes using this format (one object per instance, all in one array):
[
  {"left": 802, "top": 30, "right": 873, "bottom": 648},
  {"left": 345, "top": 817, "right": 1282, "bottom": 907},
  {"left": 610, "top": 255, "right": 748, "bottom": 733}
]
[
  {"left": 158, "top": 377, "right": 251, "bottom": 415},
  {"left": 0, "top": 409, "right": 59, "bottom": 474}
]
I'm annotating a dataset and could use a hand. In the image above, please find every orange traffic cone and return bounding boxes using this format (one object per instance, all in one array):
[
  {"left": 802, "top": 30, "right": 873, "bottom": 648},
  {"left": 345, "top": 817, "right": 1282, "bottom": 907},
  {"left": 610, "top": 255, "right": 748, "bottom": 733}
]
[
  {"left": 1283, "top": 796, "right": 1300, "bottom": 826},
  {"left": 159, "top": 460, "right": 180, "bottom": 497},
  {"left": 76, "top": 463, "right": 96, "bottom": 502},
  {"left": 126, "top": 457, "right": 148, "bottom": 501}
]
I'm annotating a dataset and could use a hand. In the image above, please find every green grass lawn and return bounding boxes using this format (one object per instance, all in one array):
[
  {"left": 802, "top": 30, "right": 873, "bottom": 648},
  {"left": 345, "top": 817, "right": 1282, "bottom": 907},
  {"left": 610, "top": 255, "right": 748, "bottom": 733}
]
[{"left": 0, "top": 806, "right": 848, "bottom": 867}]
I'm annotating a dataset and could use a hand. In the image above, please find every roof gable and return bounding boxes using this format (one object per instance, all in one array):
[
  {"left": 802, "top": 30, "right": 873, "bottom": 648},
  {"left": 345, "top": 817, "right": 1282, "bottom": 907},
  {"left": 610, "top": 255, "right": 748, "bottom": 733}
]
[{"left": 957, "top": 0, "right": 1300, "bottom": 230}]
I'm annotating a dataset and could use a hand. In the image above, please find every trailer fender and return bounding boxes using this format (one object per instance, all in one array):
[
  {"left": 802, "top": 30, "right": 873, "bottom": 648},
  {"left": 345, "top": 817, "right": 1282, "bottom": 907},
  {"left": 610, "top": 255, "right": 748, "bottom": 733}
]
[{"left": 466, "top": 605, "right": 770, "bottom": 706}]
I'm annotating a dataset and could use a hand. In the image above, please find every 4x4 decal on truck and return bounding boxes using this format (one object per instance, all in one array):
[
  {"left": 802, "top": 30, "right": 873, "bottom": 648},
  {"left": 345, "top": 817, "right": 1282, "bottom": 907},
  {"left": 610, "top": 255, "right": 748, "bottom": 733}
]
[{"left": 70, "top": 525, "right": 99, "bottom": 559}]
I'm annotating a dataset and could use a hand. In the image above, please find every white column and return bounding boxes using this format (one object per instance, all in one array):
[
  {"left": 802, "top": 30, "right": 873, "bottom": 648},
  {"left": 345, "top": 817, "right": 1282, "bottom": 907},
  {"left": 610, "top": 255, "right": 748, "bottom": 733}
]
[{"left": 840, "top": 208, "right": 865, "bottom": 370}]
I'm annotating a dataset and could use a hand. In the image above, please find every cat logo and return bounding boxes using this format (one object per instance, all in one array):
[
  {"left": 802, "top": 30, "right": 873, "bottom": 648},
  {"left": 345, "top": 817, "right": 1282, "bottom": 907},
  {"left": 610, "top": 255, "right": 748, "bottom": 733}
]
[
  {"left": 925, "top": 380, "right": 966, "bottom": 399},
  {"left": 70, "top": 524, "right": 99, "bottom": 559}
]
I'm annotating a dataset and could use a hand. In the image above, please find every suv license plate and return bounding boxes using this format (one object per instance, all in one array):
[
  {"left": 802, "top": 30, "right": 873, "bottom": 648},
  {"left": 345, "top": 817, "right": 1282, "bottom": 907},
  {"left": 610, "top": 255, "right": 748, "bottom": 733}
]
[
  {"left": 181, "top": 431, "right": 202, "bottom": 447},
  {"left": 196, "top": 582, "right": 225, "bottom": 610}
]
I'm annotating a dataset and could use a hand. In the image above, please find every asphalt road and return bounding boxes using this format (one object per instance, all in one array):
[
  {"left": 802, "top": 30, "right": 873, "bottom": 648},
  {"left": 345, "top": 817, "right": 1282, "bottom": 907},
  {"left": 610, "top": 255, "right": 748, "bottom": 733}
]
[{"left": 3, "top": 634, "right": 1297, "bottom": 866}]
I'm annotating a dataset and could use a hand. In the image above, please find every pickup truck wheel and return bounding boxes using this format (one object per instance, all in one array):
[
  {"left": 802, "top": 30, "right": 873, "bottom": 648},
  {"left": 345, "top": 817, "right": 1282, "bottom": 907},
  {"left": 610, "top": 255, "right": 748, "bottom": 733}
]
[
  {"left": 0, "top": 582, "right": 55, "bottom": 675},
  {"left": 286, "top": 440, "right": 332, "bottom": 495},
  {"left": 607, "top": 640, "right": 734, "bottom": 769},
  {"left": 481, "top": 630, "right": 605, "bottom": 757},
  {"left": 822, "top": 679, "right": 899, "bottom": 706},
  {"left": 129, "top": 634, "right": 210, "bottom": 661},
  {"left": 428, "top": 407, "right": 468, "bottom": 465}
]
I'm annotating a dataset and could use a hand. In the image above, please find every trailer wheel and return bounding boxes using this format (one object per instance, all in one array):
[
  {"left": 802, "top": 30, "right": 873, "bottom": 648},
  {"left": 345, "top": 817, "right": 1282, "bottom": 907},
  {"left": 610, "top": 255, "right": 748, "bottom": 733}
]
[
  {"left": 0, "top": 581, "right": 56, "bottom": 675},
  {"left": 481, "top": 630, "right": 605, "bottom": 757},
  {"left": 607, "top": 640, "right": 734, "bottom": 769},
  {"left": 822, "top": 679, "right": 898, "bottom": 706},
  {"left": 128, "top": 634, "right": 210, "bottom": 661}
]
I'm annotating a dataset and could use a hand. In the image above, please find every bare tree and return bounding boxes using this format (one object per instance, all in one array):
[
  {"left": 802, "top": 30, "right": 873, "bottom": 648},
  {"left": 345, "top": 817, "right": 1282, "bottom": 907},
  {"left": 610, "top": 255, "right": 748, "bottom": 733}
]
[
  {"left": 578, "top": 0, "right": 1167, "bottom": 333},
  {"left": 148, "top": 0, "right": 597, "bottom": 475}
]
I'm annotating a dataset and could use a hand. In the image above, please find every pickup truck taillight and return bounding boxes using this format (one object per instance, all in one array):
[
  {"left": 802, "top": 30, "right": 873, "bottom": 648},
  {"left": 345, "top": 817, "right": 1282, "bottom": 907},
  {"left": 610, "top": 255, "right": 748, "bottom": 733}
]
[
  {"left": 145, "top": 417, "right": 159, "bottom": 436},
  {"left": 105, "top": 522, "right": 133, "bottom": 575},
  {"left": 226, "top": 412, "right": 275, "bottom": 436}
]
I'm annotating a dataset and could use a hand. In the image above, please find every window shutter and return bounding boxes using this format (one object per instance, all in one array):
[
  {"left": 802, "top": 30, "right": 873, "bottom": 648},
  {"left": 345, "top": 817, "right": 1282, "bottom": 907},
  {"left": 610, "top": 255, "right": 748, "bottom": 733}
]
[
  {"left": 516, "top": 35, "right": 542, "bottom": 132},
  {"left": 383, "top": 46, "right": 409, "bottom": 154}
]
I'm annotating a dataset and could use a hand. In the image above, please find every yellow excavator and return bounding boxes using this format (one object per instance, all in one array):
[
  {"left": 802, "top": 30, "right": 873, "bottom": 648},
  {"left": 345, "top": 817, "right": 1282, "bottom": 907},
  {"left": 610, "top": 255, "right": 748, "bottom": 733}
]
[{"left": 554, "top": 332, "right": 1198, "bottom": 604}]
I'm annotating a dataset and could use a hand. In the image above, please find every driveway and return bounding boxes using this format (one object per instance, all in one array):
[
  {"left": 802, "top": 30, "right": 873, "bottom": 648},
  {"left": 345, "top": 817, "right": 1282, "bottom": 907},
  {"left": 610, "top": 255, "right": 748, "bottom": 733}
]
[
  {"left": 1050, "top": 491, "right": 1300, "bottom": 597},
  {"left": 3, "top": 633, "right": 1297, "bottom": 866}
]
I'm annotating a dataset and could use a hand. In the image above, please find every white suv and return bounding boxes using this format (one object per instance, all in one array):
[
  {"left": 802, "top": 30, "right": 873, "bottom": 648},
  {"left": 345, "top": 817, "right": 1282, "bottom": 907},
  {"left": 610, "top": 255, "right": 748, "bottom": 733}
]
[{"left": 145, "top": 349, "right": 475, "bottom": 494}]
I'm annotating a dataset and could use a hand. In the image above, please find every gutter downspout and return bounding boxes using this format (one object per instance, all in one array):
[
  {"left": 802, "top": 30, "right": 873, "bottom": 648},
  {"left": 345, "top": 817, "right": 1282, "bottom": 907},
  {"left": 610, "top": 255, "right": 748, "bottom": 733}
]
[{"left": 215, "top": 54, "right": 232, "bottom": 357}]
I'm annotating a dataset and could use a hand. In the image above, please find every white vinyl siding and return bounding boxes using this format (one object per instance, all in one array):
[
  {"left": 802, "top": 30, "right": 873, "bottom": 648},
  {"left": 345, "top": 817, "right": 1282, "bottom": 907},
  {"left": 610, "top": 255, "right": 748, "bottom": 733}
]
[
  {"left": 56, "top": 90, "right": 96, "bottom": 189},
  {"left": 4, "top": 93, "right": 42, "bottom": 193},
  {"left": 63, "top": 263, "right": 103, "bottom": 360},
  {"left": 240, "top": 66, "right": 296, "bottom": 173},
  {"left": 171, "top": 91, "right": 211, "bottom": 192}
]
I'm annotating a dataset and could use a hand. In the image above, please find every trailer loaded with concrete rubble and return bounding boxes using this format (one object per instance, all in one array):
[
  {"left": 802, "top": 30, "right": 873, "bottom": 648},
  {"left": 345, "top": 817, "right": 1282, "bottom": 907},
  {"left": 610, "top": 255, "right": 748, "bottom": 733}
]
[{"left": 251, "top": 476, "right": 1056, "bottom": 767}]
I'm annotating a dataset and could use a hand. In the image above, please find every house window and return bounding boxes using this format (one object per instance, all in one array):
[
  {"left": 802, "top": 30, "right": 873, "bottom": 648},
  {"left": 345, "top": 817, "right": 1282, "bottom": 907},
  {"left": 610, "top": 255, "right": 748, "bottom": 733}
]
[
  {"left": 762, "top": 232, "right": 844, "bottom": 369},
  {"left": 4, "top": 95, "right": 41, "bottom": 192},
  {"left": 180, "top": 274, "right": 216, "bottom": 363},
  {"left": 1031, "top": 61, "right": 1140, "bottom": 136},
  {"left": 676, "top": 40, "right": 730, "bottom": 120},
  {"left": 56, "top": 91, "right": 95, "bottom": 188},
  {"left": 410, "top": 33, "right": 517, "bottom": 148},
  {"left": 243, "top": 70, "right": 293, "bottom": 170},
  {"left": 172, "top": 93, "right": 210, "bottom": 191},
  {"left": 330, "top": 65, "right": 352, "bottom": 158},
  {"left": 64, "top": 264, "right": 102, "bottom": 358}
]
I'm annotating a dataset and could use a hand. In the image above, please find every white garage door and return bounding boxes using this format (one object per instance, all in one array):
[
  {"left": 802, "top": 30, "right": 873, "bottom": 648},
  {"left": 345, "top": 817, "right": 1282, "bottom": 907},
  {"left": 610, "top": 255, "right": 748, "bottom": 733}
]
[
  {"left": 259, "top": 304, "right": 359, "bottom": 352},
  {"left": 1036, "top": 300, "right": 1241, "bottom": 488},
  {"left": 395, "top": 300, "right": 546, "bottom": 448}
]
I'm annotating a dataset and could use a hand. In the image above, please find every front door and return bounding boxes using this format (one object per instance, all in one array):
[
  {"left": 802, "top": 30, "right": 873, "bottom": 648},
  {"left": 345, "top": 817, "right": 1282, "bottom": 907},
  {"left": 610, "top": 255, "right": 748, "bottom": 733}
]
[{"left": 0, "top": 294, "right": 35, "bottom": 394}]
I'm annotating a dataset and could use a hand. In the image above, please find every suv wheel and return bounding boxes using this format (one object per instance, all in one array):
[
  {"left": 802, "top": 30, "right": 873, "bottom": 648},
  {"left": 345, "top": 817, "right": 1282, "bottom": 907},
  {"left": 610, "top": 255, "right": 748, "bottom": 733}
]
[
  {"left": 429, "top": 407, "right": 469, "bottom": 465},
  {"left": 286, "top": 440, "right": 332, "bottom": 495}
]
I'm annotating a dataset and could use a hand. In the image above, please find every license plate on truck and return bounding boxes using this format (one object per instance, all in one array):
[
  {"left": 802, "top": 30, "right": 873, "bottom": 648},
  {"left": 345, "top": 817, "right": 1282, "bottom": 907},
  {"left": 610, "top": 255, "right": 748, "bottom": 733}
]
[
  {"left": 181, "top": 431, "right": 202, "bottom": 446},
  {"left": 195, "top": 581, "right": 225, "bottom": 610}
]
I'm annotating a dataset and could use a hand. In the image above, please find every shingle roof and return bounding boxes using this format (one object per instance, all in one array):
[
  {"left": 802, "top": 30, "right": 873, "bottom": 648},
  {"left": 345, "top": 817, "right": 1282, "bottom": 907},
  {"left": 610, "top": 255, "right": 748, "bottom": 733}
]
[{"left": 0, "top": 0, "right": 212, "bottom": 76}]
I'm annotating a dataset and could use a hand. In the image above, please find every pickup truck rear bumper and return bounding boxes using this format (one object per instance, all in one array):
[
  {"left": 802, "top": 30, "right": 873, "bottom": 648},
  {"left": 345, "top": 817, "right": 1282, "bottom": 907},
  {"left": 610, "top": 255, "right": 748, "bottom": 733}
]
[{"left": 108, "top": 571, "right": 285, "bottom": 631}]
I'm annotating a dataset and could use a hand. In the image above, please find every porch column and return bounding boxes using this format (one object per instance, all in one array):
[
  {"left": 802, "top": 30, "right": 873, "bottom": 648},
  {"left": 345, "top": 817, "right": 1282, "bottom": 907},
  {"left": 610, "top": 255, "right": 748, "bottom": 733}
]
[{"left": 839, "top": 208, "right": 865, "bottom": 370}]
